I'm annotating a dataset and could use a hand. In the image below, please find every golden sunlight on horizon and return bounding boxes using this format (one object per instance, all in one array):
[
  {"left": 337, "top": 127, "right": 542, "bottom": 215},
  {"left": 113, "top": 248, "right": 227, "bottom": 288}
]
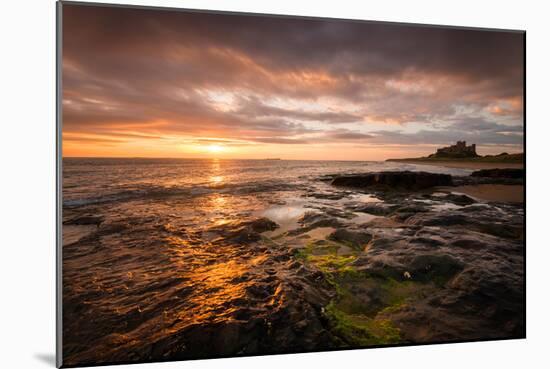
[
  {"left": 64, "top": 141, "right": 425, "bottom": 161},
  {"left": 62, "top": 131, "right": 523, "bottom": 161}
]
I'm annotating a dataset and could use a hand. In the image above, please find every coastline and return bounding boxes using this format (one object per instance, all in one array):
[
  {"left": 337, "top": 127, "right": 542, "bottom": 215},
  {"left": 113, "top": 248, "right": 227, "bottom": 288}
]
[
  {"left": 386, "top": 159, "right": 524, "bottom": 202},
  {"left": 387, "top": 159, "right": 524, "bottom": 170}
]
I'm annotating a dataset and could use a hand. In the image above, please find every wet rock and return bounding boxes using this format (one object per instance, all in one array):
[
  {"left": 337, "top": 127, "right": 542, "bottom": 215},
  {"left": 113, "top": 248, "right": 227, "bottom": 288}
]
[
  {"left": 167, "top": 320, "right": 263, "bottom": 358},
  {"left": 210, "top": 217, "right": 280, "bottom": 244},
  {"left": 441, "top": 193, "right": 476, "bottom": 205},
  {"left": 98, "top": 222, "right": 129, "bottom": 235},
  {"left": 409, "top": 237, "right": 445, "bottom": 247},
  {"left": 228, "top": 228, "right": 263, "bottom": 243},
  {"left": 407, "top": 213, "right": 470, "bottom": 227},
  {"left": 331, "top": 171, "right": 452, "bottom": 190},
  {"left": 298, "top": 211, "right": 325, "bottom": 224},
  {"left": 444, "top": 266, "right": 525, "bottom": 337},
  {"left": 246, "top": 284, "right": 272, "bottom": 299},
  {"left": 353, "top": 256, "right": 405, "bottom": 280},
  {"left": 249, "top": 217, "right": 279, "bottom": 233},
  {"left": 407, "top": 254, "right": 464, "bottom": 283},
  {"left": 449, "top": 238, "right": 487, "bottom": 249},
  {"left": 323, "top": 207, "right": 356, "bottom": 219},
  {"left": 64, "top": 215, "right": 105, "bottom": 226},
  {"left": 477, "top": 222, "right": 523, "bottom": 240},
  {"left": 406, "top": 209, "right": 523, "bottom": 240},
  {"left": 363, "top": 216, "right": 403, "bottom": 229},
  {"left": 317, "top": 174, "right": 340, "bottom": 182},
  {"left": 287, "top": 213, "right": 343, "bottom": 236},
  {"left": 327, "top": 229, "right": 372, "bottom": 250},
  {"left": 460, "top": 204, "right": 492, "bottom": 213},
  {"left": 391, "top": 204, "right": 430, "bottom": 221},
  {"left": 471, "top": 168, "right": 524, "bottom": 179},
  {"left": 160, "top": 223, "right": 186, "bottom": 236},
  {"left": 305, "top": 191, "right": 348, "bottom": 200},
  {"left": 354, "top": 203, "right": 398, "bottom": 216},
  {"left": 396, "top": 205, "right": 430, "bottom": 213}
]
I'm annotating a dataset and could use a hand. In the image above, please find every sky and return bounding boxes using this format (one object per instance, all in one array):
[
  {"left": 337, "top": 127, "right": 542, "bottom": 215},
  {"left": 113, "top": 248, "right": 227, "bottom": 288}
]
[{"left": 62, "top": 4, "right": 524, "bottom": 160}]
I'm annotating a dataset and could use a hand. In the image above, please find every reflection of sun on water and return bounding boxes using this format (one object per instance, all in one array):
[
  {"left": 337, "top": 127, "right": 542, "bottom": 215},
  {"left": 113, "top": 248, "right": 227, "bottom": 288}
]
[
  {"left": 209, "top": 156, "right": 225, "bottom": 186},
  {"left": 165, "top": 234, "right": 262, "bottom": 325},
  {"left": 209, "top": 194, "right": 229, "bottom": 226},
  {"left": 211, "top": 157, "right": 221, "bottom": 170},
  {"left": 210, "top": 175, "right": 224, "bottom": 184},
  {"left": 212, "top": 194, "right": 226, "bottom": 206},
  {"left": 185, "top": 257, "right": 267, "bottom": 323},
  {"left": 209, "top": 157, "right": 224, "bottom": 186}
]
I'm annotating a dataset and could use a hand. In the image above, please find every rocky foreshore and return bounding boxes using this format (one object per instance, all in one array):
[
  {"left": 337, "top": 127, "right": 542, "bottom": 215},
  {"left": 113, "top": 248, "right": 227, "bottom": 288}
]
[
  {"left": 62, "top": 168, "right": 525, "bottom": 365},
  {"left": 330, "top": 171, "right": 453, "bottom": 190},
  {"left": 296, "top": 169, "right": 525, "bottom": 345},
  {"left": 330, "top": 169, "right": 524, "bottom": 190}
]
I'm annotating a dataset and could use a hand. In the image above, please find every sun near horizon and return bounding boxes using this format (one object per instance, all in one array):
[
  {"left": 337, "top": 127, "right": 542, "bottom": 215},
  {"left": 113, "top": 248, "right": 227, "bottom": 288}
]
[{"left": 62, "top": 132, "right": 522, "bottom": 161}]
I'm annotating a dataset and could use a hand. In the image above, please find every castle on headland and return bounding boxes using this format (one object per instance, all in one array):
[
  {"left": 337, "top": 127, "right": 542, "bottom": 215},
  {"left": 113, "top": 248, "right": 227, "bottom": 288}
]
[{"left": 429, "top": 141, "right": 479, "bottom": 158}]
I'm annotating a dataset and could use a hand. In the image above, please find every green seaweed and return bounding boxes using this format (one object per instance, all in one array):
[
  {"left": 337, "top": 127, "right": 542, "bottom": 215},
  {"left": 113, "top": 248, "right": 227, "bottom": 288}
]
[
  {"left": 290, "top": 234, "right": 438, "bottom": 345},
  {"left": 379, "top": 278, "right": 417, "bottom": 306},
  {"left": 293, "top": 238, "right": 361, "bottom": 275},
  {"left": 293, "top": 240, "right": 315, "bottom": 260},
  {"left": 322, "top": 277, "right": 409, "bottom": 345},
  {"left": 310, "top": 254, "right": 357, "bottom": 272},
  {"left": 325, "top": 301, "right": 401, "bottom": 346},
  {"left": 294, "top": 248, "right": 311, "bottom": 261}
]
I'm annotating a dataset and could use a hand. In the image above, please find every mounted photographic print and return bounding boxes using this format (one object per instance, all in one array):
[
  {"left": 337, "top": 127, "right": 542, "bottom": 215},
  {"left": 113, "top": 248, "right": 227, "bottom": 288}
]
[{"left": 57, "top": 1, "right": 526, "bottom": 367}]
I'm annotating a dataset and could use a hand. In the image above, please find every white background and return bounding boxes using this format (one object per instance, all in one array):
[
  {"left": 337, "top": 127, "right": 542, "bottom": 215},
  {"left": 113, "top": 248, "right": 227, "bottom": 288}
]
[{"left": 1, "top": 0, "right": 548, "bottom": 368}]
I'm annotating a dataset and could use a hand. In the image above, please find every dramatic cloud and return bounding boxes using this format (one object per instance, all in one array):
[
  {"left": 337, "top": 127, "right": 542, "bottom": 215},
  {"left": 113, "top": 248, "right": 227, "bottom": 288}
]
[{"left": 62, "top": 4, "right": 524, "bottom": 159}]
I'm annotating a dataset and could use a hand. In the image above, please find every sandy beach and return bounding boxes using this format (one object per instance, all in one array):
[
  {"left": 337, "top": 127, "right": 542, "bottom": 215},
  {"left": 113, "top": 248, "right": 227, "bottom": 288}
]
[{"left": 441, "top": 184, "right": 524, "bottom": 203}]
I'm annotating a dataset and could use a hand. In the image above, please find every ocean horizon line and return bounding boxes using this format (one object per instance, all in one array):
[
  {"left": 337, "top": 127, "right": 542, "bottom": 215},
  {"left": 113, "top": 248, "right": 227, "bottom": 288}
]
[{"left": 62, "top": 156, "right": 385, "bottom": 162}]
